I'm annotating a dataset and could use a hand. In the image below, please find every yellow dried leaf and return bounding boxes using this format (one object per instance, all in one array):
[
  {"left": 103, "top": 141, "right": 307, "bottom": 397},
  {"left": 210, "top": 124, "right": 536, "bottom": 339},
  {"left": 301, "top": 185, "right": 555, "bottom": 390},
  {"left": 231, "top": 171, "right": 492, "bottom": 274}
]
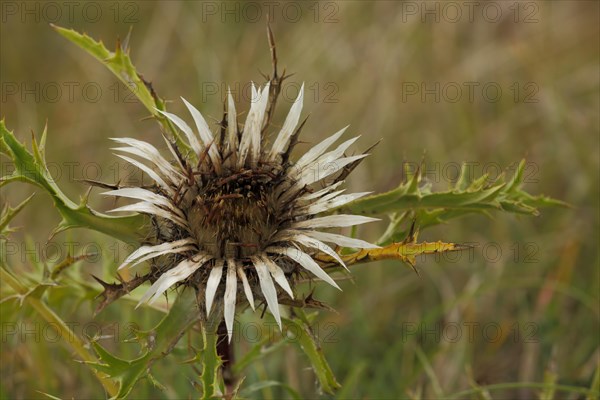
[{"left": 316, "top": 241, "right": 469, "bottom": 269}]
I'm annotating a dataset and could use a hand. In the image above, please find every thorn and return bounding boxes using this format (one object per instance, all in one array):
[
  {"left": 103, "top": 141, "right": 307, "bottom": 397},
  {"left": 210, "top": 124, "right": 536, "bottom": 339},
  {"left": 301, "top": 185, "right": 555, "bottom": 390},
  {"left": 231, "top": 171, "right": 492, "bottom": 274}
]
[
  {"left": 115, "top": 37, "right": 122, "bottom": 54},
  {"left": 75, "top": 178, "right": 122, "bottom": 190},
  {"left": 91, "top": 275, "right": 118, "bottom": 291},
  {"left": 140, "top": 114, "right": 156, "bottom": 123},
  {"left": 122, "top": 26, "right": 133, "bottom": 52},
  {"left": 266, "top": 22, "right": 278, "bottom": 80},
  {"left": 281, "top": 70, "right": 295, "bottom": 81},
  {"left": 281, "top": 115, "right": 309, "bottom": 166},
  {"left": 407, "top": 260, "right": 421, "bottom": 277},
  {"left": 80, "top": 186, "right": 93, "bottom": 206},
  {"left": 406, "top": 219, "right": 418, "bottom": 243},
  {"left": 259, "top": 302, "right": 268, "bottom": 319},
  {"left": 219, "top": 99, "right": 227, "bottom": 150},
  {"left": 334, "top": 138, "right": 381, "bottom": 184}
]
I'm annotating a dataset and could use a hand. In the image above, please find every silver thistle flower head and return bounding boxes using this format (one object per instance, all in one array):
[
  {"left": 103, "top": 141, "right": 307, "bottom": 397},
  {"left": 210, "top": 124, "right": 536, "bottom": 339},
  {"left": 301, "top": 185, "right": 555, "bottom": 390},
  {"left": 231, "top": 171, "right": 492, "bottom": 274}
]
[{"left": 107, "top": 82, "right": 379, "bottom": 341}]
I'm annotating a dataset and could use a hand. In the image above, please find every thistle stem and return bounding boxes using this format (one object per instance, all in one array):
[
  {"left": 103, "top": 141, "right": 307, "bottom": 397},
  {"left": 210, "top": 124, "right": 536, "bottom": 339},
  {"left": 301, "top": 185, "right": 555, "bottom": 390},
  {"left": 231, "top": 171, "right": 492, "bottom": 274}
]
[
  {"left": 200, "top": 309, "right": 224, "bottom": 399},
  {"left": 216, "top": 320, "right": 236, "bottom": 395}
]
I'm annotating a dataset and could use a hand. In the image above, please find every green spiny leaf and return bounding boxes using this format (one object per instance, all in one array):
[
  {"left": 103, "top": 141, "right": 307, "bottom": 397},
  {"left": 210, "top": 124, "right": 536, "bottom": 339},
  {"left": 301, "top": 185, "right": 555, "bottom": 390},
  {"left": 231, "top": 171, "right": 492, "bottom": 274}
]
[
  {"left": 281, "top": 311, "right": 341, "bottom": 395},
  {"left": 86, "top": 341, "right": 151, "bottom": 399},
  {"left": 0, "top": 265, "right": 119, "bottom": 396},
  {"left": 85, "top": 288, "right": 201, "bottom": 399},
  {"left": 345, "top": 160, "right": 563, "bottom": 216},
  {"left": 0, "top": 121, "right": 145, "bottom": 243},
  {"left": 343, "top": 160, "right": 566, "bottom": 244},
  {"left": 0, "top": 193, "right": 34, "bottom": 236},
  {"left": 200, "top": 325, "right": 223, "bottom": 399},
  {"left": 51, "top": 25, "right": 192, "bottom": 156}
]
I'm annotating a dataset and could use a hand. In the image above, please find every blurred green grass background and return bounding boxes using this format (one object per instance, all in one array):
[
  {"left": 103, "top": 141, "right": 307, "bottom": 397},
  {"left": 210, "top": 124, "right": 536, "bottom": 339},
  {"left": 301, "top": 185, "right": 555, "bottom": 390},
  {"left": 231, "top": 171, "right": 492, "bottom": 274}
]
[{"left": 1, "top": 1, "right": 598, "bottom": 399}]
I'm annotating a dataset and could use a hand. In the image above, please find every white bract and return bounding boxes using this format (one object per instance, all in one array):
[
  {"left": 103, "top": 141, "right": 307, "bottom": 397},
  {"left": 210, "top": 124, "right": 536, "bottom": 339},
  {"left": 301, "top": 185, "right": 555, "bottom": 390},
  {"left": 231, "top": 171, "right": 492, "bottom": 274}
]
[{"left": 108, "top": 83, "right": 379, "bottom": 341}]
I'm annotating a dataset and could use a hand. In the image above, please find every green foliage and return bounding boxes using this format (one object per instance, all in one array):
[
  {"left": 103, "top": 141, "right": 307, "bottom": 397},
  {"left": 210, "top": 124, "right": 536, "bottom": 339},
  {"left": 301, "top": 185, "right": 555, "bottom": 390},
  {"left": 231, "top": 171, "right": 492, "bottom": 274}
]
[
  {"left": 281, "top": 311, "right": 341, "bottom": 394},
  {"left": 0, "top": 194, "right": 34, "bottom": 236},
  {"left": 341, "top": 160, "right": 567, "bottom": 244},
  {"left": 1, "top": 20, "right": 581, "bottom": 400},
  {"left": 0, "top": 120, "right": 145, "bottom": 243},
  {"left": 1, "top": 263, "right": 120, "bottom": 397},
  {"left": 199, "top": 318, "right": 223, "bottom": 400},
  {"left": 84, "top": 288, "right": 200, "bottom": 399},
  {"left": 51, "top": 25, "right": 193, "bottom": 156}
]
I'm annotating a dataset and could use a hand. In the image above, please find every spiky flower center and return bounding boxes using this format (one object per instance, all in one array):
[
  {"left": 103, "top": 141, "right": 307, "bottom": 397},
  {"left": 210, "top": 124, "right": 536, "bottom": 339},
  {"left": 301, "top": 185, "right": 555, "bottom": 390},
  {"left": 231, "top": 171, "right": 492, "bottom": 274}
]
[{"left": 184, "top": 167, "right": 282, "bottom": 259}]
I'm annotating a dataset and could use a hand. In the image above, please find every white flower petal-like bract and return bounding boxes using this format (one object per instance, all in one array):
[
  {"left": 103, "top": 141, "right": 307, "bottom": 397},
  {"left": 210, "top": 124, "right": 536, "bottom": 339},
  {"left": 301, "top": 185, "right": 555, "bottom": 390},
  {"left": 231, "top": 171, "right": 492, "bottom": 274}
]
[{"left": 109, "top": 82, "right": 378, "bottom": 335}]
